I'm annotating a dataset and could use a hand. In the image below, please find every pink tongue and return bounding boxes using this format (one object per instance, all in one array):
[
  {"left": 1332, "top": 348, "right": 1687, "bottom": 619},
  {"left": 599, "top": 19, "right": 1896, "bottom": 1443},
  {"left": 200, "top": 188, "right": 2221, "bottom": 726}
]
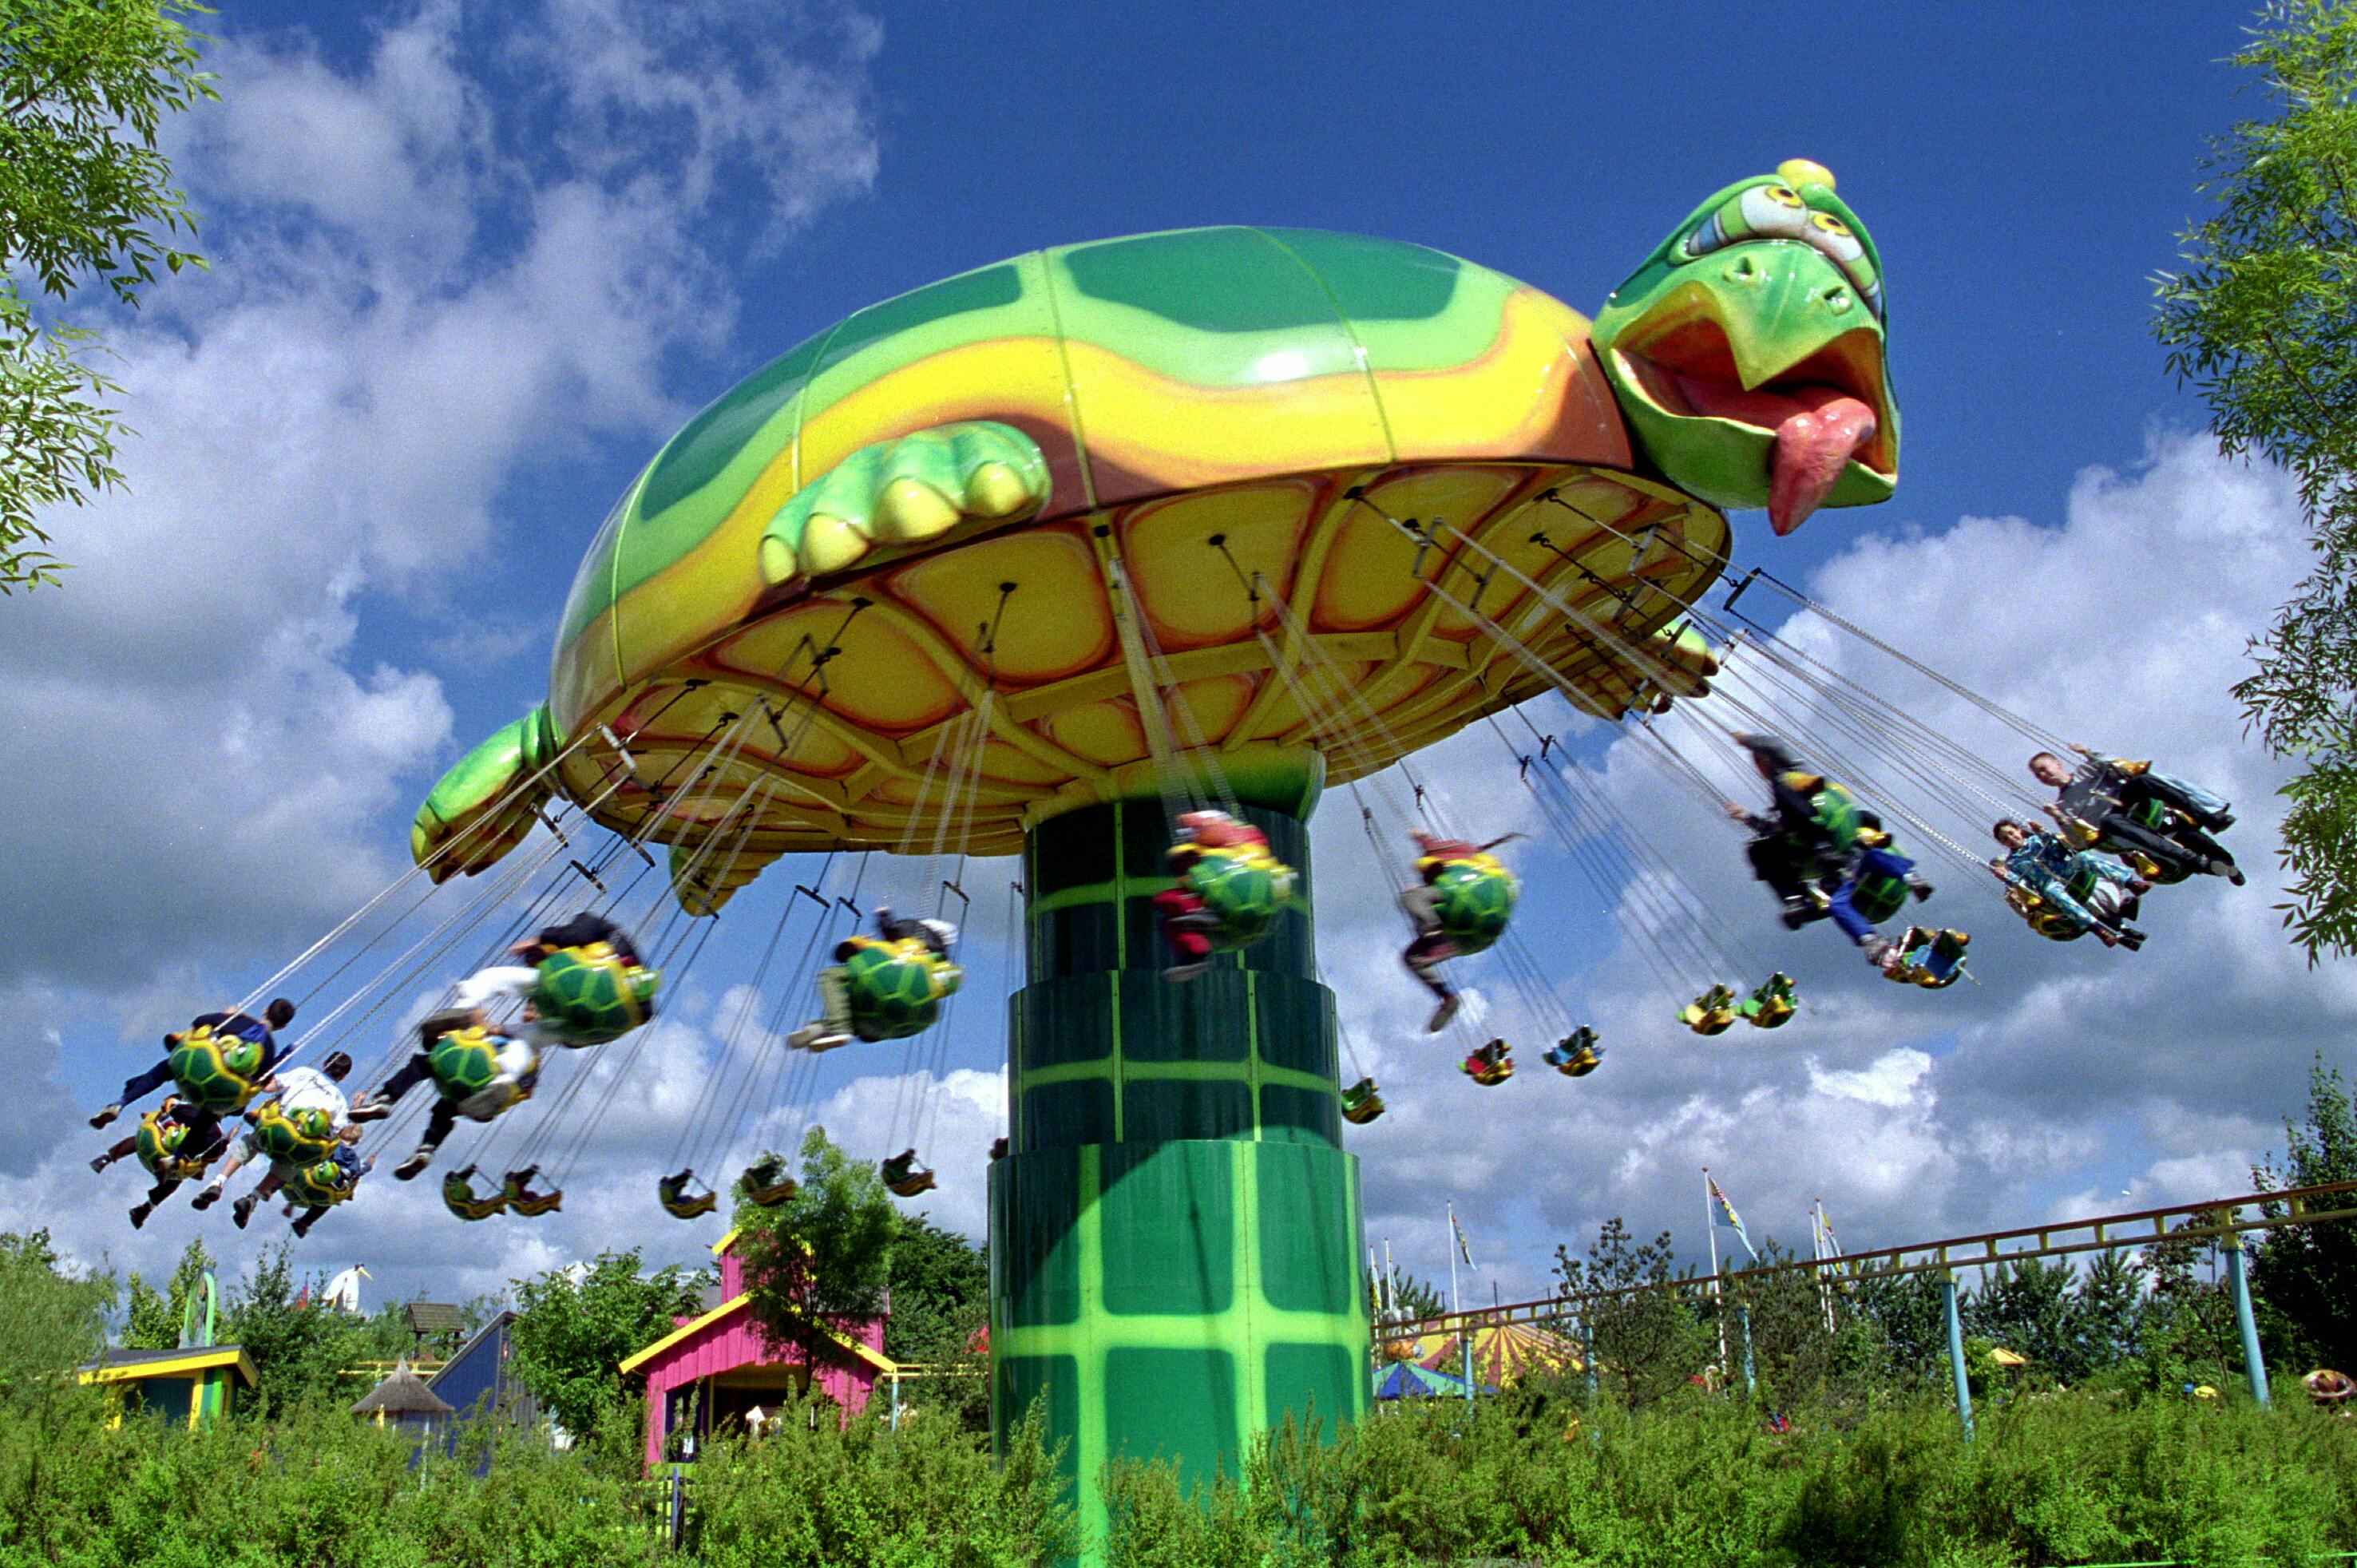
[{"left": 1769, "top": 394, "right": 1876, "bottom": 536}]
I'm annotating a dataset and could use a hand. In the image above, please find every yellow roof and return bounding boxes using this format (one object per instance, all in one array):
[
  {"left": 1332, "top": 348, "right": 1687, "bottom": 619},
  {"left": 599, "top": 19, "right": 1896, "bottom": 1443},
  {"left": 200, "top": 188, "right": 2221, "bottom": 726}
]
[
  {"left": 81, "top": 1345, "right": 259, "bottom": 1388},
  {"left": 617, "top": 1293, "right": 896, "bottom": 1378},
  {"left": 1987, "top": 1346, "right": 2029, "bottom": 1367}
]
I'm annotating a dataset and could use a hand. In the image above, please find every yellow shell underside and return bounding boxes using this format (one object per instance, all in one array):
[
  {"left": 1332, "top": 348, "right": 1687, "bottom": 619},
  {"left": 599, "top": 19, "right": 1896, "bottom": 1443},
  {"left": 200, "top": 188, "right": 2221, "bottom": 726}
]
[{"left": 552, "top": 459, "right": 1725, "bottom": 857}]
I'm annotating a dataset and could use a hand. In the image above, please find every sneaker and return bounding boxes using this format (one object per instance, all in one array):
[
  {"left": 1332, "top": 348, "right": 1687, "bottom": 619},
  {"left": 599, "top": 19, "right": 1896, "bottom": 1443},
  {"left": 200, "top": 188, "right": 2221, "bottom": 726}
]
[
  {"left": 2211, "top": 812, "right": 2236, "bottom": 831},
  {"left": 291, "top": 1214, "right": 318, "bottom": 1239},
  {"left": 88, "top": 1104, "right": 121, "bottom": 1130},
  {"left": 2216, "top": 860, "right": 2245, "bottom": 886},
  {"left": 2119, "top": 927, "right": 2147, "bottom": 952},
  {"left": 1163, "top": 961, "right": 1210, "bottom": 984},
  {"left": 127, "top": 1202, "right": 151, "bottom": 1230},
  {"left": 1425, "top": 994, "right": 1462, "bottom": 1033},
  {"left": 189, "top": 1185, "right": 220, "bottom": 1212},
  {"left": 89, "top": 1154, "right": 110, "bottom": 1174},
  {"left": 346, "top": 1094, "right": 392, "bottom": 1123},
  {"left": 232, "top": 1193, "right": 257, "bottom": 1229},
  {"left": 394, "top": 1146, "right": 435, "bottom": 1182},
  {"left": 785, "top": 1024, "right": 850, "bottom": 1052},
  {"left": 1908, "top": 877, "right": 1935, "bottom": 902}
]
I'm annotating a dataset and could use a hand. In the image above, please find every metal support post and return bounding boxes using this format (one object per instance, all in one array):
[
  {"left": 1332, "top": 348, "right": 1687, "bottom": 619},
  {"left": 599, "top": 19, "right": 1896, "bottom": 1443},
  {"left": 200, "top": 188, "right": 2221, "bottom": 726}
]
[
  {"left": 1739, "top": 1305, "right": 1757, "bottom": 1396},
  {"left": 1940, "top": 1270, "right": 1973, "bottom": 1442},
  {"left": 2224, "top": 1233, "right": 2269, "bottom": 1408}
]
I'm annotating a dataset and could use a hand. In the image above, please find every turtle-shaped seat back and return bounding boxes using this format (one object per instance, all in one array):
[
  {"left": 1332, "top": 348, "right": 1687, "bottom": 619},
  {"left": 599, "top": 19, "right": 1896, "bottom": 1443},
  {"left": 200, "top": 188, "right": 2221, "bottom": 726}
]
[
  {"left": 1884, "top": 927, "right": 1969, "bottom": 988},
  {"left": 531, "top": 941, "right": 660, "bottom": 1046},
  {"left": 841, "top": 935, "right": 963, "bottom": 1042},
  {"left": 1743, "top": 974, "right": 1798, "bottom": 1029},
  {"left": 135, "top": 1099, "right": 213, "bottom": 1182},
  {"left": 1341, "top": 1078, "right": 1386, "bottom": 1125},
  {"left": 442, "top": 1168, "right": 509, "bottom": 1222},
  {"left": 1462, "top": 1040, "right": 1515, "bottom": 1086},
  {"left": 1422, "top": 853, "right": 1519, "bottom": 954},
  {"left": 1185, "top": 842, "right": 1297, "bottom": 952},
  {"left": 1845, "top": 865, "right": 1911, "bottom": 926},
  {"left": 1546, "top": 1028, "right": 1604, "bottom": 1075},
  {"left": 250, "top": 1100, "right": 338, "bottom": 1168},
  {"left": 1804, "top": 779, "right": 1862, "bottom": 853},
  {"left": 283, "top": 1151, "right": 362, "bottom": 1208},
  {"left": 427, "top": 1025, "right": 532, "bottom": 1117},
  {"left": 166, "top": 1024, "right": 268, "bottom": 1113}
]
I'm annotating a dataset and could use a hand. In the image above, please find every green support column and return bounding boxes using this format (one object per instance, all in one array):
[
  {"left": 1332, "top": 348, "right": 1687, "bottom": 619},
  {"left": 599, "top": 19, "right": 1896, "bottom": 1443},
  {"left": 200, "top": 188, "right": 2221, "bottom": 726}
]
[
  {"left": 1940, "top": 1270, "right": 1974, "bottom": 1442},
  {"left": 988, "top": 797, "right": 1369, "bottom": 1562},
  {"left": 2224, "top": 1233, "right": 2270, "bottom": 1408}
]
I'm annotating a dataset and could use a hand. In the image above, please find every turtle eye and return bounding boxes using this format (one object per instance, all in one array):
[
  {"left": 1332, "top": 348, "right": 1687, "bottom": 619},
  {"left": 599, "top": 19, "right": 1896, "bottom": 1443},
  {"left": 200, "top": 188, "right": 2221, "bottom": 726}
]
[
  {"left": 1808, "top": 210, "right": 1864, "bottom": 265},
  {"left": 1737, "top": 184, "right": 1812, "bottom": 239}
]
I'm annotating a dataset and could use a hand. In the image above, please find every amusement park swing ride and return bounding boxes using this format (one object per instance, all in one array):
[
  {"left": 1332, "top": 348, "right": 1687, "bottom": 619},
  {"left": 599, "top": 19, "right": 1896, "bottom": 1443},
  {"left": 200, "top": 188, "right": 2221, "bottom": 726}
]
[{"left": 94, "top": 159, "right": 2248, "bottom": 1532}]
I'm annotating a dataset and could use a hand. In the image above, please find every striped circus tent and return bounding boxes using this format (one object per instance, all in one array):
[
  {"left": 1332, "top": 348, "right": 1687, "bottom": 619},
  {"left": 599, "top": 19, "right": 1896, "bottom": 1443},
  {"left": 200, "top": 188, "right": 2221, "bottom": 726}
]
[
  {"left": 1373, "top": 1360, "right": 1484, "bottom": 1400},
  {"left": 1408, "top": 1321, "right": 1582, "bottom": 1388}
]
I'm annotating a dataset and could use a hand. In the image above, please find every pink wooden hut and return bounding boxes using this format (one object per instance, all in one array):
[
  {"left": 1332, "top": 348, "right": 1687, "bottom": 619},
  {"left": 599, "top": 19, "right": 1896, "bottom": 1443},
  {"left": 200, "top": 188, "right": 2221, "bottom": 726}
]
[{"left": 619, "top": 1227, "right": 894, "bottom": 1468}]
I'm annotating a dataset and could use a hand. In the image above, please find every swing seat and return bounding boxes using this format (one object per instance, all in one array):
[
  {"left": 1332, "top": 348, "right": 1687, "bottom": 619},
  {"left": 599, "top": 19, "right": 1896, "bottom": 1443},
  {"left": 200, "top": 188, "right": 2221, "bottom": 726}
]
[
  {"left": 250, "top": 1100, "right": 338, "bottom": 1168},
  {"left": 1741, "top": 974, "right": 1798, "bottom": 1029},
  {"left": 1882, "top": 928, "right": 1970, "bottom": 988},
  {"left": 2005, "top": 883, "right": 2086, "bottom": 942},
  {"left": 430, "top": 1027, "right": 537, "bottom": 1120},
  {"left": 1545, "top": 1030, "right": 1603, "bottom": 1076},
  {"left": 531, "top": 940, "right": 661, "bottom": 1046},
  {"left": 1460, "top": 1041, "right": 1515, "bottom": 1086},
  {"left": 442, "top": 1167, "right": 509, "bottom": 1222},
  {"left": 135, "top": 1099, "right": 215, "bottom": 1182},
  {"left": 840, "top": 936, "right": 963, "bottom": 1042},
  {"left": 501, "top": 1169, "right": 563, "bottom": 1216},
  {"left": 166, "top": 1024, "right": 268, "bottom": 1113},
  {"left": 658, "top": 1173, "right": 719, "bottom": 1219},
  {"left": 1340, "top": 1078, "right": 1386, "bottom": 1124},
  {"left": 739, "top": 1160, "right": 798, "bottom": 1206},
  {"left": 884, "top": 1160, "right": 938, "bottom": 1198},
  {"left": 1682, "top": 988, "right": 1739, "bottom": 1035}
]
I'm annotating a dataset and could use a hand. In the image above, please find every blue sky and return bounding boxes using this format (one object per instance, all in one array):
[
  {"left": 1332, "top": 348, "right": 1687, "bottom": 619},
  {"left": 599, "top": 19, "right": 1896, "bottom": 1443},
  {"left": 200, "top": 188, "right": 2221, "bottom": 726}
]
[{"left": 6, "top": 1, "right": 2339, "bottom": 1313}]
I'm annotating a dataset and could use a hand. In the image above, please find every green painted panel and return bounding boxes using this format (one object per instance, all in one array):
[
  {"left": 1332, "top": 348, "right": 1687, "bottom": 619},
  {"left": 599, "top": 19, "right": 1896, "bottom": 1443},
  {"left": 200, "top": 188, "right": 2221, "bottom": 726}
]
[
  {"left": 1257, "top": 1083, "right": 1340, "bottom": 1148},
  {"left": 1117, "top": 970, "right": 1251, "bottom": 1063},
  {"left": 1021, "top": 1079, "right": 1117, "bottom": 1154},
  {"left": 994, "top": 1149, "right": 1083, "bottom": 1327},
  {"left": 1254, "top": 228, "right": 1462, "bottom": 321},
  {"left": 1103, "top": 1347, "right": 1238, "bottom": 1495},
  {"left": 1061, "top": 228, "right": 1348, "bottom": 335},
  {"left": 1257, "top": 1143, "right": 1361, "bottom": 1316},
  {"left": 1240, "top": 905, "right": 1317, "bottom": 979},
  {"left": 1100, "top": 1142, "right": 1234, "bottom": 1316},
  {"left": 801, "top": 260, "right": 1041, "bottom": 424},
  {"left": 1253, "top": 975, "right": 1335, "bottom": 1078},
  {"left": 637, "top": 331, "right": 829, "bottom": 521},
  {"left": 1123, "top": 1079, "right": 1254, "bottom": 1143},
  {"left": 1035, "top": 902, "right": 1119, "bottom": 983},
  {"left": 1118, "top": 799, "right": 1173, "bottom": 881},
  {"left": 1020, "top": 976, "right": 1115, "bottom": 1071},
  {"left": 1262, "top": 1341, "right": 1363, "bottom": 1434}
]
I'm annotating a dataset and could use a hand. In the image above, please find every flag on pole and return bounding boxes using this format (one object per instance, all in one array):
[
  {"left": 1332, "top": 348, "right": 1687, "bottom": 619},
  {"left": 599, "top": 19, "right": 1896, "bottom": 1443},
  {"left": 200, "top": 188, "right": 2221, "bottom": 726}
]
[
  {"left": 1812, "top": 1201, "right": 1841, "bottom": 1262},
  {"left": 1451, "top": 1206, "right": 1476, "bottom": 1268},
  {"left": 1707, "top": 1176, "right": 1757, "bottom": 1261}
]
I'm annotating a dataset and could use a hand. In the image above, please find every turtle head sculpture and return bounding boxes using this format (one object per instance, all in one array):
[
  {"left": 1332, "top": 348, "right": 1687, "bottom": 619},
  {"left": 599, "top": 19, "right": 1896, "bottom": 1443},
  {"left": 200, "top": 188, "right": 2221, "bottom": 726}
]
[{"left": 1594, "top": 159, "right": 1896, "bottom": 534}]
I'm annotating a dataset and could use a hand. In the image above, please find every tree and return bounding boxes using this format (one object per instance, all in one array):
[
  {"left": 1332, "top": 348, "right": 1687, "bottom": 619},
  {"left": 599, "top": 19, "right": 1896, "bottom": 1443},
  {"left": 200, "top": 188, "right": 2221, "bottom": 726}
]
[
  {"left": 1552, "top": 1218, "right": 1712, "bottom": 1408},
  {"left": 0, "top": 1229, "right": 107, "bottom": 1396},
  {"left": 1373, "top": 1267, "right": 1446, "bottom": 1322},
  {"left": 2073, "top": 1249, "right": 2147, "bottom": 1377},
  {"left": 1, "top": 0, "right": 215, "bottom": 591},
  {"left": 1850, "top": 1268, "right": 1955, "bottom": 1384},
  {"left": 1970, "top": 1258, "right": 2080, "bottom": 1380},
  {"left": 223, "top": 1244, "right": 412, "bottom": 1415},
  {"left": 122, "top": 1236, "right": 214, "bottom": 1349},
  {"left": 2251, "top": 1054, "right": 2357, "bottom": 1368},
  {"left": 732, "top": 1126, "right": 898, "bottom": 1361},
  {"left": 882, "top": 1214, "right": 988, "bottom": 1427},
  {"left": 507, "top": 1249, "right": 706, "bottom": 1450},
  {"left": 2153, "top": 1, "right": 2357, "bottom": 957}
]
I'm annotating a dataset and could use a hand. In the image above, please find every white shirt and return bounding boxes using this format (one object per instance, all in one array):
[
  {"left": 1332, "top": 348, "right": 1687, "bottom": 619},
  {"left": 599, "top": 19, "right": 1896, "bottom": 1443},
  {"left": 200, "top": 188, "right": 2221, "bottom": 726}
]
[{"left": 270, "top": 1065, "right": 350, "bottom": 1129}]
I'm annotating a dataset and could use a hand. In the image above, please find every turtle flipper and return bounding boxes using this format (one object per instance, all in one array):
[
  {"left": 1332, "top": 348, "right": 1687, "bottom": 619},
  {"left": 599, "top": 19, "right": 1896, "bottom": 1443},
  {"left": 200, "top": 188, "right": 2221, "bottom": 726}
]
[
  {"left": 758, "top": 421, "right": 1050, "bottom": 586},
  {"left": 671, "top": 841, "right": 778, "bottom": 916},
  {"left": 412, "top": 704, "right": 560, "bottom": 881}
]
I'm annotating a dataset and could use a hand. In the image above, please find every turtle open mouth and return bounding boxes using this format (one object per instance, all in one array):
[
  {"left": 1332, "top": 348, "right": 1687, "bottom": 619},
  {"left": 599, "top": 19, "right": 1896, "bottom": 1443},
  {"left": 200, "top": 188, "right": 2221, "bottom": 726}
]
[{"left": 1612, "top": 308, "right": 1892, "bottom": 535}]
